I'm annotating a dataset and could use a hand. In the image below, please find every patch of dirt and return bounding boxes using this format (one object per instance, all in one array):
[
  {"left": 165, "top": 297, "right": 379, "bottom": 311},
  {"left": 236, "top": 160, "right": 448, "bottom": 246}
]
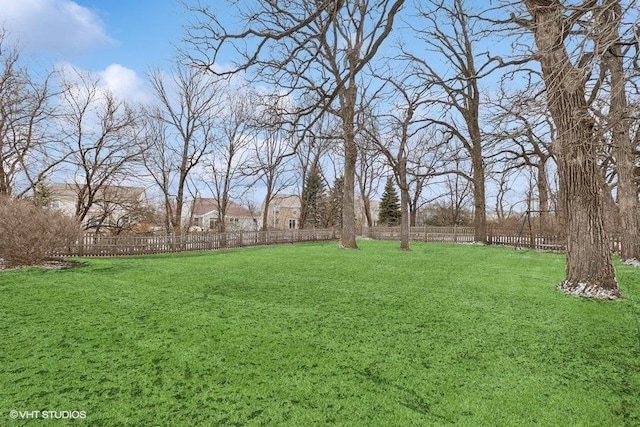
[{"left": 0, "top": 258, "right": 86, "bottom": 272}]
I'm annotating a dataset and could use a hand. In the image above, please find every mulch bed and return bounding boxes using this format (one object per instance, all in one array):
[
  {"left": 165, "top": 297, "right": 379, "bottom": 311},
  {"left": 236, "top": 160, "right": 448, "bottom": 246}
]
[{"left": 0, "top": 258, "right": 85, "bottom": 271}]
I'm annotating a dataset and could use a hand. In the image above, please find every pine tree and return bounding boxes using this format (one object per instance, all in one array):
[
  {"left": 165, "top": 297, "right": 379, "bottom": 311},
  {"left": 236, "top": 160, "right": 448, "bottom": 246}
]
[
  {"left": 326, "top": 175, "right": 344, "bottom": 228},
  {"left": 33, "top": 180, "right": 52, "bottom": 208},
  {"left": 378, "top": 177, "right": 400, "bottom": 226},
  {"left": 300, "top": 164, "right": 326, "bottom": 228}
]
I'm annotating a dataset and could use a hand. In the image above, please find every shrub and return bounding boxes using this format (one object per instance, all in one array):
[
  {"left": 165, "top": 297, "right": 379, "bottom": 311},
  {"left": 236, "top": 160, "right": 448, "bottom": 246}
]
[{"left": 0, "top": 197, "right": 82, "bottom": 267}]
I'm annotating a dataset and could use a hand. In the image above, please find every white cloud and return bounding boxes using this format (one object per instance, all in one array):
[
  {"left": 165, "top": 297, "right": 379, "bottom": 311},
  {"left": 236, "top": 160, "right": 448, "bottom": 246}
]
[
  {"left": 99, "top": 64, "right": 150, "bottom": 104},
  {"left": 56, "top": 62, "right": 151, "bottom": 105},
  {"left": 0, "top": 0, "right": 113, "bottom": 55}
]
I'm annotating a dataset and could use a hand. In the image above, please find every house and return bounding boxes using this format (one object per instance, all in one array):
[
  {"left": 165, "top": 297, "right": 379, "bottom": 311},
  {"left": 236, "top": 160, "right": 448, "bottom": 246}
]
[
  {"left": 263, "top": 194, "right": 301, "bottom": 230},
  {"left": 262, "top": 194, "right": 382, "bottom": 230},
  {"left": 189, "top": 198, "right": 257, "bottom": 232},
  {"left": 355, "top": 198, "right": 380, "bottom": 228},
  {"left": 49, "top": 183, "right": 149, "bottom": 232},
  {"left": 47, "top": 183, "right": 78, "bottom": 218}
]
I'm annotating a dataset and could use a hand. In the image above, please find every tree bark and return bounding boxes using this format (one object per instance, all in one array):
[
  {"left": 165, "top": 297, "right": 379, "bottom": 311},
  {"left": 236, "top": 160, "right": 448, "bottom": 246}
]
[
  {"left": 537, "top": 162, "right": 550, "bottom": 229},
  {"left": 398, "top": 162, "right": 410, "bottom": 250},
  {"left": 603, "top": 0, "right": 640, "bottom": 263},
  {"left": 471, "top": 143, "right": 487, "bottom": 243},
  {"left": 340, "top": 83, "right": 358, "bottom": 249},
  {"left": 524, "top": 0, "right": 620, "bottom": 299}
]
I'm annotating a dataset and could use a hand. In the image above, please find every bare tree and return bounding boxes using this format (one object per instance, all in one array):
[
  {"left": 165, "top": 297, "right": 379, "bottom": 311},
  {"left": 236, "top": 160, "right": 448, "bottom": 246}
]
[
  {"left": 185, "top": 0, "right": 406, "bottom": 248},
  {"left": 364, "top": 71, "right": 431, "bottom": 250},
  {"left": 145, "top": 64, "right": 221, "bottom": 234},
  {"left": 425, "top": 169, "right": 473, "bottom": 226},
  {"left": 0, "top": 32, "right": 64, "bottom": 197},
  {"left": 489, "top": 87, "right": 556, "bottom": 228},
  {"left": 58, "top": 67, "right": 143, "bottom": 227},
  {"left": 405, "top": 0, "right": 501, "bottom": 243},
  {"left": 403, "top": 131, "right": 449, "bottom": 227},
  {"left": 519, "top": 0, "right": 621, "bottom": 298},
  {"left": 600, "top": 0, "right": 640, "bottom": 263},
  {"left": 203, "top": 89, "right": 254, "bottom": 232},
  {"left": 294, "top": 115, "right": 336, "bottom": 229},
  {"left": 355, "top": 114, "right": 386, "bottom": 228},
  {"left": 243, "top": 95, "right": 298, "bottom": 230}
]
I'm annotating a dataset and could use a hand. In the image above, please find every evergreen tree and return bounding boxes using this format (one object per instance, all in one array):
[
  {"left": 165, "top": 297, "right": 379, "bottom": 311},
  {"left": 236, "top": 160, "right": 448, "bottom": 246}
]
[
  {"left": 300, "top": 164, "right": 326, "bottom": 228},
  {"left": 33, "top": 180, "right": 52, "bottom": 208},
  {"left": 326, "top": 175, "right": 344, "bottom": 228},
  {"left": 378, "top": 177, "right": 400, "bottom": 226}
]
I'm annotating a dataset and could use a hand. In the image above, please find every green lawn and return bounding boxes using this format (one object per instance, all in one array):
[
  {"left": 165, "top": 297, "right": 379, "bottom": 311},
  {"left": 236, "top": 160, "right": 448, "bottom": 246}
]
[{"left": 1, "top": 241, "right": 639, "bottom": 426}]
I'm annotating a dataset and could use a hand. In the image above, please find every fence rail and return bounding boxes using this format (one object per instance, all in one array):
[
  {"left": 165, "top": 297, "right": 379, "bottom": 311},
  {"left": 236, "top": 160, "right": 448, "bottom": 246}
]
[
  {"left": 365, "top": 226, "right": 623, "bottom": 252},
  {"left": 366, "top": 226, "right": 568, "bottom": 250},
  {"left": 57, "top": 228, "right": 338, "bottom": 257},
  {"left": 366, "top": 226, "right": 477, "bottom": 244},
  {"left": 56, "top": 226, "right": 623, "bottom": 257}
]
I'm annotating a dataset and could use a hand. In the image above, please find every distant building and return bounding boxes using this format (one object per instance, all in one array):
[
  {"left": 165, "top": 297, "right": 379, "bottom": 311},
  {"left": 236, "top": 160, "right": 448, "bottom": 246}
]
[
  {"left": 189, "top": 198, "right": 257, "bottom": 232},
  {"left": 355, "top": 198, "right": 380, "bottom": 228},
  {"left": 263, "top": 194, "right": 301, "bottom": 230},
  {"left": 49, "top": 183, "right": 148, "bottom": 232},
  {"left": 262, "top": 195, "right": 384, "bottom": 230}
]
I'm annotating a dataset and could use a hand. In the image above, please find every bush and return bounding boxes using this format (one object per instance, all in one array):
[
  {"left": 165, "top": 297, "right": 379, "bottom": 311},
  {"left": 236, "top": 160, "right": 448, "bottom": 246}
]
[{"left": 0, "top": 197, "right": 82, "bottom": 267}]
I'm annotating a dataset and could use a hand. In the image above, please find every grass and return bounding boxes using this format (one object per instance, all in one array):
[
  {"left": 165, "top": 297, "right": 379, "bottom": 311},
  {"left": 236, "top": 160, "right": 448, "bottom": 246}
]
[{"left": 1, "top": 240, "right": 639, "bottom": 426}]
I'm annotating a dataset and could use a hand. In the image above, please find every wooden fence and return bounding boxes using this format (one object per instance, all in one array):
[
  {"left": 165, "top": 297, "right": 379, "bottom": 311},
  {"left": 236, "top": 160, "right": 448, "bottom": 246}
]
[
  {"left": 366, "top": 226, "right": 476, "bottom": 244},
  {"left": 365, "top": 226, "right": 624, "bottom": 252},
  {"left": 56, "top": 225, "right": 623, "bottom": 257},
  {"left": 58, "top": 228, "right": 338, "bottom": 257},
  {"left": 365, "top": 226, "right": 566, "bottom": 250}
]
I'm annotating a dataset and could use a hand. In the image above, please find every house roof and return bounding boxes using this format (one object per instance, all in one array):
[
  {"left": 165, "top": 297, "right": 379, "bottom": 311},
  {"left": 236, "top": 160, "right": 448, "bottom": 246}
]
[
  {"left": 269, "top": 194, "right": 300, "bottom": 209},
  {"left": 49, "top": 183, "right": 146, "bottom": 202},
  {"left": 192, "top": 198, "right": 254, "bottom": 218}
]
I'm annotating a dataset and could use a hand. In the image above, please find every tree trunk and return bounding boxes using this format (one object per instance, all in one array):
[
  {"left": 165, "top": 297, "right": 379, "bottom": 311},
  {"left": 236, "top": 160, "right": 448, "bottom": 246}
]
[
  {"left": 339, "top": 83, "right": 358, "bottom": 249},
  {"left": 400, "top": 189, "right": 410, "bottom": 250},
  {"left": 524, "top": 0, "right": 620, "bottom": 299},
  {"left": 409, "top": 204, "right": 418, "bottom": 227},
  {"left": 537, "top": 162, "right": 549, "bottom": 230},
  {"left": 467, "top": 72, "right": 486, "bottom": 243},
  {"left": 471, "top": 142, "right": 487, "bottom": 243},
  {"left": 604, "top": 0, "right": 640, "bottom": 263},
  {"left": 341, "top": 137, "right": 358, "bottom": 248},
  {"left": 362, "top": 196, "right": 373, "bottom": 228},
  {"left": 398, "top": 160, "right": 410, "bottom": 250},
  {"left": 261, "top": 188, "right": 272, "bottom": 231}
]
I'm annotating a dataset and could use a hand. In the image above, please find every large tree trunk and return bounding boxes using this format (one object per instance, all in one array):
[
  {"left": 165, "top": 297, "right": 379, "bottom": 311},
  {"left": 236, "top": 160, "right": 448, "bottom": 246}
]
[
  {"left": 398, "top": 160, "right": 410, "bottom": 250},
  {"left": 468, "top": 75, "right": 486, "bottom": 243},
  {"left": 261, "top": 197, "right": 271, "bottom": 231},
  {"left": 339, "top": 83, "right": 358, "bottom": 249},
  {"left": 537, "top": 162, "right": 550, "bottom": 230},
  {"left": 471, "top": 139, "right": 487, "bottom": 243},
  {"left": 409, "top": 203, "right": 418, "bottom": 227},
  {"left": 362, "top": 196, "right": 373, "bottom": 228},
  {"left": 604, "top": 1, "right": 640, "bottom": 263},
  {"left": 524, "top": 0, "right": 620, "bottom": 299},
  {"left": 341, "top": 132, "right": 358, "bottom": 248}
]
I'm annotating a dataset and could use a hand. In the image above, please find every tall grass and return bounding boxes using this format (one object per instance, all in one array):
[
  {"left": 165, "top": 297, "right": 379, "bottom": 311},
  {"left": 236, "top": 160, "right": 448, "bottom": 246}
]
[{"left": 1, "top": 241, "right": 638, "bottom": 426}]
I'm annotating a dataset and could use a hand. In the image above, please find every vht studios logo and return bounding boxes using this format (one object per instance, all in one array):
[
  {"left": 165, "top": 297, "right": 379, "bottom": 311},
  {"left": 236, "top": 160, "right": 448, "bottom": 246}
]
[{"left": 9, "top": 410, "right": 87, "bottom": 420}]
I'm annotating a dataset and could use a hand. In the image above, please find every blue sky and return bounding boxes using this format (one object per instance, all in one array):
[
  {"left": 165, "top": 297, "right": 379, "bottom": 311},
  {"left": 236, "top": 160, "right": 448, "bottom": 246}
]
[
  {"left": 0, "top": 0, "right": 538, "bottom": 208},
  {"left": 0, "top": 0, "right": 186, "bottom": 102}
]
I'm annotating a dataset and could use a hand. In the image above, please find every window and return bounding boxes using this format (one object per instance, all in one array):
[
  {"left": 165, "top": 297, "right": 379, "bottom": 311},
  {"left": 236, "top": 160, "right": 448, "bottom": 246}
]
[
  {"left": 288, "top": 219, "right": 296, "bottom": 229},
  {"left": 193, "top": 217, "right": 202, "bottom": 226},
  {"left": 50, "top": 200, "right": 61, "bottom": 209}
]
